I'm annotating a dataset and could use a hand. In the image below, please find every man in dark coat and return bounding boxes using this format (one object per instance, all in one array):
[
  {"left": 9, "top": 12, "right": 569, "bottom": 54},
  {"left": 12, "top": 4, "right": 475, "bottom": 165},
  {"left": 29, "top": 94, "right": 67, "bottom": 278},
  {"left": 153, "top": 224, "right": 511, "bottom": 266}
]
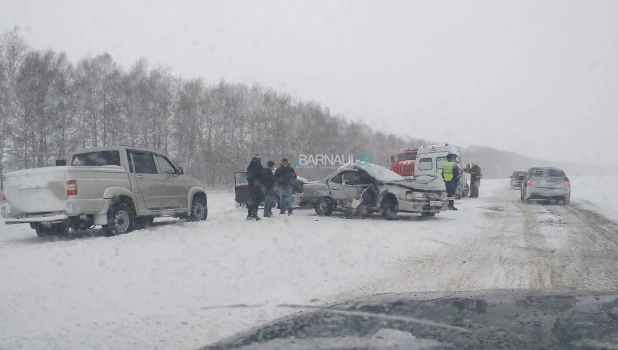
[
  {"left": 263, "top": 160, "right": 276, "bottom": 217},
  {"left": 246, "top": 154, "right": 265, "bottom": 220},
  {"left": 469, "top": 163, "right": 482, "bottom": 198},
  {"left": 274, "top": 158, "right": 297, "bottom": 215}
]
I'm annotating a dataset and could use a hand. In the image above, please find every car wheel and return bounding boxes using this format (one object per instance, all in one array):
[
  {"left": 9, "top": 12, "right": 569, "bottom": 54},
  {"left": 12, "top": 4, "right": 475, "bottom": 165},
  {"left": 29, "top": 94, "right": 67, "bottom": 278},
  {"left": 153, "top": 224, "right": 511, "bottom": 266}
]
[
  {"left": 315, "top": 198, "right": 333, "bottom": 216},
  {"left": 103, "top": 202, "right": 135, "bottom": 236},
  {"left": 381, "top": 197, "right": 398, "bottom": 220},
  {"left": 421, "top": 212, "right": 436, "bottom": 217},
  {"left": 563, "top": 194, "right": 570, "bottom": 205},
  {"left": 189, "top": 195, "right": 208, "bottom": 221}
]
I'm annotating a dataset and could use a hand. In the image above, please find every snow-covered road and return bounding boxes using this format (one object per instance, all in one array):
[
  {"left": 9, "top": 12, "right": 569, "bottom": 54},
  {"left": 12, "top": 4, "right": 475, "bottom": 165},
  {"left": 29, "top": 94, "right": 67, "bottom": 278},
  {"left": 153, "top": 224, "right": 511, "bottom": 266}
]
[{"left": 1, "top": 179, "right": 617, "bottom": 349}]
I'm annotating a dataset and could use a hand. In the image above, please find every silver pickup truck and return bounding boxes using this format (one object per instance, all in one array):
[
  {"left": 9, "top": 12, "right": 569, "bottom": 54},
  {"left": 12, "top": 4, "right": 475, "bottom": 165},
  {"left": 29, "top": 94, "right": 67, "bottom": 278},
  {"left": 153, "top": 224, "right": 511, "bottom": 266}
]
[{"left": 1, "top": 146, "right": 207, "bottom": 237}]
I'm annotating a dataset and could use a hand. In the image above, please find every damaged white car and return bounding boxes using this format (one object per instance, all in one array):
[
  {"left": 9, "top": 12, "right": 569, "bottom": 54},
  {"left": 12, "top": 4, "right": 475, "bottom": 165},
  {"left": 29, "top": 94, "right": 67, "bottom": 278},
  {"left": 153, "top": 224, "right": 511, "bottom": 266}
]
[{"left": 303, "top": 163, "right": 448, "bottom": 219}]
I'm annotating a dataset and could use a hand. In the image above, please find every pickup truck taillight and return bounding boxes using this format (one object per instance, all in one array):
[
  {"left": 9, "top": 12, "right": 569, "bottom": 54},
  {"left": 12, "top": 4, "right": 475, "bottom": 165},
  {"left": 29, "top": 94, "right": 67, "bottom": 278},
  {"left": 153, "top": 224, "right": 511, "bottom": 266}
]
[
  {"left": 1, "top": 193, "right": 5, "bottom": 201},
  {"left": 526, "top": 179, "right": 532, "bottom": 184},
  {"left": 66, "top": 180, "right": 78, "bottom": 196}
]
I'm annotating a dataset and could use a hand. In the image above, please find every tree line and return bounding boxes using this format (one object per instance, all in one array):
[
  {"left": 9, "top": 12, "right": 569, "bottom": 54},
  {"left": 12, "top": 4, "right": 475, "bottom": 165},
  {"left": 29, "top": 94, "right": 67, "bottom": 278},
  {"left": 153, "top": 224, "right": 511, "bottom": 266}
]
[{"left": 0, "top": 29, "right": 427, "bottom": 185}]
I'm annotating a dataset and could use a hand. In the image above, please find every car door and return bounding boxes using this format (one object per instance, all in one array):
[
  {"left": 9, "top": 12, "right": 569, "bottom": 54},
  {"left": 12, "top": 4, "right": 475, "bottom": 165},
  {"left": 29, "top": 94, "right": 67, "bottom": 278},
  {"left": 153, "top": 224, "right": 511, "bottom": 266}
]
[
  {"left": 234, "top": 172, "right": 250, "bottom": 205},
  {"left": 328, "top": 170, "right": 362, "bottom": 202},
  {"left": 127, "top": 150, "right": 164, "bottom": 209},
  {"left": 154, "top": 154, "right": 186, "bottom": 208}
]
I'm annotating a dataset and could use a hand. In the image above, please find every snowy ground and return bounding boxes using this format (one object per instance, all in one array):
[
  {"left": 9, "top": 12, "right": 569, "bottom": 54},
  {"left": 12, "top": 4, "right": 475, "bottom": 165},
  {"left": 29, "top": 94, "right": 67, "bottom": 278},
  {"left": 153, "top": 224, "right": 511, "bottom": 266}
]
[
  {"left": 1, "top": 178, "right": 617, "bottom": 349},
  {"left": 570, "top": 175, "right": 618, "bottom": 222}
]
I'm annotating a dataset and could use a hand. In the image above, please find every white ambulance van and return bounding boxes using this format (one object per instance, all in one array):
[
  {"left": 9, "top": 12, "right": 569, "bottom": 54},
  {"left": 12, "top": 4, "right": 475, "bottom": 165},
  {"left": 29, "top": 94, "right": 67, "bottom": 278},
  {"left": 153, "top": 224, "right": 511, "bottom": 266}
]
[{"left": 414, "top": 144, "right": 470, "bottom": 198}]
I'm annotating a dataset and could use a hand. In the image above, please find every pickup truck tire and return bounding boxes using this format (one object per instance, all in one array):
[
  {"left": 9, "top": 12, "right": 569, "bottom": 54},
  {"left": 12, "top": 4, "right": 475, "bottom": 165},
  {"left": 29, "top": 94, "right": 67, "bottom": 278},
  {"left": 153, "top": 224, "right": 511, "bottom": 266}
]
[
  {"left": 315, "top": 198, "right": 333, "bottom": 216},
  {"left": 189, "top": 195, "right": 207, "bottom": 221},
  {"left": 103, "top": 202, "right": 135, "bottom": 236}
]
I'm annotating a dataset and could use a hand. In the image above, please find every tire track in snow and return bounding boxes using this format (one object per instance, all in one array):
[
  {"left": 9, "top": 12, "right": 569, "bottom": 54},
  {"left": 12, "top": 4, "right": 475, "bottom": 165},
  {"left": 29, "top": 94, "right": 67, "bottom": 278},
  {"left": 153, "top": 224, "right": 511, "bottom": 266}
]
[
  {"left": 340, "top": 183, "right": 618, "bottom": 298},
  {"left": 543, "top": 203, "right": 618, "bottom": 290}
]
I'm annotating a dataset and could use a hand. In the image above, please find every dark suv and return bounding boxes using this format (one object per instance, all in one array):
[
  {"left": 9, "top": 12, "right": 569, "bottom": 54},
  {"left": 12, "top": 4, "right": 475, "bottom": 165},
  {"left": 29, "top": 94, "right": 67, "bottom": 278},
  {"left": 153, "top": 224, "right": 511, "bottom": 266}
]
[{"left": 510, "top": 170, "right": 526, "bottom": 189}]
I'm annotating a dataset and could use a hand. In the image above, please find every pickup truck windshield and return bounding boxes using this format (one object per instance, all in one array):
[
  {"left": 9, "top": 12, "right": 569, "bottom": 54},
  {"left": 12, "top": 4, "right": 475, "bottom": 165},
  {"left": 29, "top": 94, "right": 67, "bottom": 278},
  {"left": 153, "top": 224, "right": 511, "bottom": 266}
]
[{"left": 71, "top": 151, "right": 121, "bottom": 166}]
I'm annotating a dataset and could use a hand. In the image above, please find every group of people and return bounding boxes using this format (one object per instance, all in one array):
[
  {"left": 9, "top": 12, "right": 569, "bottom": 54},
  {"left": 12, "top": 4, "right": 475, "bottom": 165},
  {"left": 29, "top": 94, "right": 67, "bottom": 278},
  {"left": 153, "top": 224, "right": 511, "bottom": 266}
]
[
  {"left": 246, "top": 155, "right": 297, "bottom": 221},
  {"left": 442, "top": 154, "right": 482, "bottom": 211}
]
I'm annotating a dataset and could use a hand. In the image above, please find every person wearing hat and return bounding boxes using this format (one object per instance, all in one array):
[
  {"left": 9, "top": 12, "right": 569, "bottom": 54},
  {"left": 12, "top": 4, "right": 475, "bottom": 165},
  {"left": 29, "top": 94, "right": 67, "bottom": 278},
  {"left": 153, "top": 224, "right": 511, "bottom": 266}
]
[
  {"left": 263, "top": 160, "right": 276, "bottom": 217},
  {"left": 274, "top": 158, "right": 297, "bottom": 215},
  {"left": 441, "top": 153, "right": 461, "bottom": 210},
  {"left": 246, "top": 154, "right": 265, "bottom": 220}
]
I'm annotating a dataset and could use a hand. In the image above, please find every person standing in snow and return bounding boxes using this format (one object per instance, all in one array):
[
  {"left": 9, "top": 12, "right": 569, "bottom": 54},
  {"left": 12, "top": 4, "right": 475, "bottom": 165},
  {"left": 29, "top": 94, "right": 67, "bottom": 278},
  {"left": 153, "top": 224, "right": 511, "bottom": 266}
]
[
  {"left": 441, "top": 153, "right": 461, "bottom": 210},
  {"left": 274, "top": 158, "right": 297, "bottom": 215},
  {"left": 246, "top": 154, "right": 265, "bottom": 220},
  {"left": 263, "top": 160, "right": 276, "bottom": 217},
  {"left": 469, "top": 163, "right": 482, "bottom": 198}
]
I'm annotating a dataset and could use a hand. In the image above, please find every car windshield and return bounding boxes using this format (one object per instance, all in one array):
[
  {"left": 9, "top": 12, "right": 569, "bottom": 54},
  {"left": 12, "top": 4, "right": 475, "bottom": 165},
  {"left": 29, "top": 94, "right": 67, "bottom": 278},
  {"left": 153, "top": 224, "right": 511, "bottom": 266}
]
[{"left": 1, "top": 2, "right": 615, "bottom": 349}]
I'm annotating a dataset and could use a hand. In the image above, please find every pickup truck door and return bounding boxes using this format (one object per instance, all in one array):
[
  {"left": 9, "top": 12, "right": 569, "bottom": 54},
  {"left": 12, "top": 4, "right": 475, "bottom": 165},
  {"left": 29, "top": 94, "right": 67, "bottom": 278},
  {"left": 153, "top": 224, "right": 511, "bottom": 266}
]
[
  {"left": 153, "top": 154, "right": 187, "bottom": 208},
  {"left": 127, "top": 150, "right": 164, "bottom": 209}
]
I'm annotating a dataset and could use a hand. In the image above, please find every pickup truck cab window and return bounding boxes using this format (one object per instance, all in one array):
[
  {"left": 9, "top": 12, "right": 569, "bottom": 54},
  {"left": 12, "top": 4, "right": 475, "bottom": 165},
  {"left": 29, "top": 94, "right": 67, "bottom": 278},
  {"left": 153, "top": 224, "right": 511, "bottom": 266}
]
[
  {"left": 128, "top": 151, "right": 158, "bottom": 174},
  {"left": 72, "top": 151, "right": 121, "bottom": 166},
  {"left": 154, "top": 155, "right": 178, "bottom": 175}
]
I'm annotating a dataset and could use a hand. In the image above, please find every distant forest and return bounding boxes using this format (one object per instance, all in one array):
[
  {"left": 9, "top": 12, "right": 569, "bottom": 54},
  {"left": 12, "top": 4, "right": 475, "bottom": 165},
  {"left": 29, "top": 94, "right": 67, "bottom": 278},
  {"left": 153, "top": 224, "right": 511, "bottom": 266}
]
[
  {"left": 0, "top": 29, "right": 436, "bottom": 185},
  {"left": 0, "top": 29, "right": 600, "bottom": 185}
]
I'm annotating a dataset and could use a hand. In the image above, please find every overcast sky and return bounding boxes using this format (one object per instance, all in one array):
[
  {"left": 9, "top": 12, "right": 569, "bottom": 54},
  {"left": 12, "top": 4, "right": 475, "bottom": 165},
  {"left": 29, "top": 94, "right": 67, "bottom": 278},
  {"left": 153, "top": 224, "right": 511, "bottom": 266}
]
[{"left": 2, "top": 0, "right": 617, "bottom": 164}]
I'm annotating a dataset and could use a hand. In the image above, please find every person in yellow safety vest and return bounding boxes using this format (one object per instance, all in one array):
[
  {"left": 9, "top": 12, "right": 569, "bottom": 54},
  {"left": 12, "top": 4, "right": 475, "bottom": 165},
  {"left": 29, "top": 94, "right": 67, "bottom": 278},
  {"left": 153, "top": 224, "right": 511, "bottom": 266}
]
[{"left": 441, "top": 153, "right": 461, "bottom": 210}]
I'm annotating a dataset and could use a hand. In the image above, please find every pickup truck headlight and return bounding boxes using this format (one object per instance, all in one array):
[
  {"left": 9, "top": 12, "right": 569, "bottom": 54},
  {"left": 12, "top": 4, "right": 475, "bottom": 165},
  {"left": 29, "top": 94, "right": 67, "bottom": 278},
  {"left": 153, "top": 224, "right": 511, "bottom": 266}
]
[{"left": 405, "top": 191, "right": 426, "bottom": 200}]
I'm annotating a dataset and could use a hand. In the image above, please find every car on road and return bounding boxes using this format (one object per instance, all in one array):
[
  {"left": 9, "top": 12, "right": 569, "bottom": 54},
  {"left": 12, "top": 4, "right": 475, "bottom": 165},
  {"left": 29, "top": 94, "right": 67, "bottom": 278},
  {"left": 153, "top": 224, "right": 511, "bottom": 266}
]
[
  {"left": 302, "top": 163, "right": 447, "bottom": 218},
  {"left": 510, "top": 170, "right": 527, "bottom": 188},
  {"left": 1, "top": 146, "right": 208, "bottom": 237},
  {"left": 520, "top": 167, "right": 571, "bottom": 204}
]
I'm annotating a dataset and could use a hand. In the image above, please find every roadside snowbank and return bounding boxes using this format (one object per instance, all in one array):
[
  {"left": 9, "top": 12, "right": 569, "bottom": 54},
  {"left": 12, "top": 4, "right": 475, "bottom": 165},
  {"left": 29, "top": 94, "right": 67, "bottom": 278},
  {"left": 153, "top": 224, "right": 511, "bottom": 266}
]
[{"left": 570, "top": 176, "right": 618, "bottom": 222}]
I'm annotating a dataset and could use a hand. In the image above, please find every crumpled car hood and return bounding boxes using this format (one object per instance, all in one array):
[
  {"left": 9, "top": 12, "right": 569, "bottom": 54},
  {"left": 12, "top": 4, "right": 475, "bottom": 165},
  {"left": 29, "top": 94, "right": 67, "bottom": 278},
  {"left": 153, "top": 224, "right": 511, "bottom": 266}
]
[{"left": 384, "top": 175, "right": 445, "bottom": 192}]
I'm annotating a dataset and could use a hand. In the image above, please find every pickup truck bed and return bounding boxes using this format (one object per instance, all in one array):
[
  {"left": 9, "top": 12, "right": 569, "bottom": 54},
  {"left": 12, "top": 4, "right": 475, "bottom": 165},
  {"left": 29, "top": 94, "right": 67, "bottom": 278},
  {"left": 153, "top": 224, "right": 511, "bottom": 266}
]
[{"left": 2, "top": 165, "right": 130, "bottom": 225}]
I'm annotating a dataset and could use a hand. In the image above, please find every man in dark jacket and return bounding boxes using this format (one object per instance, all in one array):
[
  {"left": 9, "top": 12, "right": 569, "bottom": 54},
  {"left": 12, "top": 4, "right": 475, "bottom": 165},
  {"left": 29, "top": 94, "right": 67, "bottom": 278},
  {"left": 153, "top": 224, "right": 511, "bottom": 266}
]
[
  {"left": 246, "top": 155, "right": 265, "bottom": 220},
  {"left": 263, "top": 160, "right": 276, "bottom": 217},
  {"left": 274, "top": 158, "right": 297, "bottom": 215},
  {"left": 469, "top": 163, "right": 482, "bottom": 198}
]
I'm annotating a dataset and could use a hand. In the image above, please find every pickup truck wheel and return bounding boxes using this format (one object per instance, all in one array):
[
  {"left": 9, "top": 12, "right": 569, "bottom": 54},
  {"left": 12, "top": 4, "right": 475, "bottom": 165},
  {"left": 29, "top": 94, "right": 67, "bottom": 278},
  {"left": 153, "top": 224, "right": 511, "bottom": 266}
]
[
  {"left": 189, "top": 196, "right": 207, "bottom": 221},
  {"left": 34, "top": 224, "right": 52, "bottom": 237},
  {"left": 381, "top": 197, "right": 398, "bottom": 220},
  {"left": 315, "top": 198, "right": 333, "bottom": 216},
  {"left": 103, "top": 203, "right": 134, "bottom": 236}
]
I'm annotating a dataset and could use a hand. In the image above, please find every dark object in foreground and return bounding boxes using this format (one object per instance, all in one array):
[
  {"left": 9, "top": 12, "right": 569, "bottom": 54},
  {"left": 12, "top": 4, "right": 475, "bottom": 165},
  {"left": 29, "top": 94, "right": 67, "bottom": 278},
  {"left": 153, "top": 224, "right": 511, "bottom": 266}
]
[{"left": 202, "top": 290, "right": 618, "bottom": 350}]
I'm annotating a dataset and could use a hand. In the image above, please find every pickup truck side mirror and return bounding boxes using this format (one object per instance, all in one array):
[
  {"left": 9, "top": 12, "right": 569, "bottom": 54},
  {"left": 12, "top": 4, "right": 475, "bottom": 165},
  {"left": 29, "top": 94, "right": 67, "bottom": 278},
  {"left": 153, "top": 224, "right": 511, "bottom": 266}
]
[
  {"left": 56, "top": 159, "right": 67, "bottom": 166},
  {"left": 177, "top": 167, "right": 184, "bottom": 175}
]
